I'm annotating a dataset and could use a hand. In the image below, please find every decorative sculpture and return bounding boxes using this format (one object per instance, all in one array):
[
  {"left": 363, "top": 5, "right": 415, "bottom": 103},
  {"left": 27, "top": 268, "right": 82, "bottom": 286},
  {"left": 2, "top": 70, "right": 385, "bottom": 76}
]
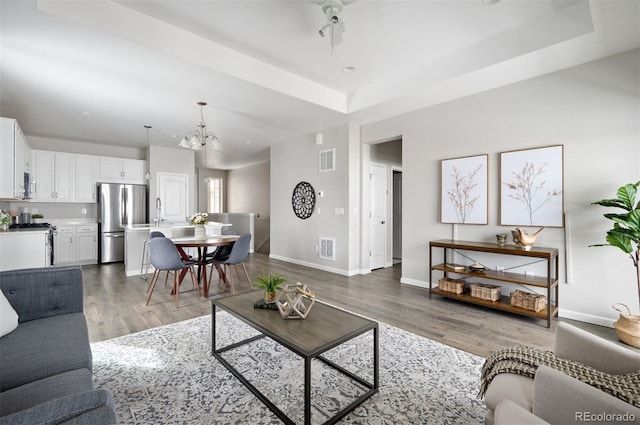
[
  {"left": 276, "top": 283, "right": 316, "bottom": 320},
  {"left": 515, "top": 227, "right": 545, "bottom": 250}
]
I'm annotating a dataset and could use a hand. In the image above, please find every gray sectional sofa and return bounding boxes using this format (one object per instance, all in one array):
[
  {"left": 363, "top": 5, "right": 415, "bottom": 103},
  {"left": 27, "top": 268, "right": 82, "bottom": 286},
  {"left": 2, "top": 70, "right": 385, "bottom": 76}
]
[{"left": 0, "top": 266, "right": 118, "bottom": 424}]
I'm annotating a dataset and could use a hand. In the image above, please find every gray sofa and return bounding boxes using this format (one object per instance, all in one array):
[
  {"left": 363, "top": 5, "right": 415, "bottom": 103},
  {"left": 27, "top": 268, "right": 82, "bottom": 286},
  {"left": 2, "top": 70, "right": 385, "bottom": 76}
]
[
  {"left": 0, "top": 266, "right": 118, "bottom": 424},
  {"left": 484, "top": 322, "right": 640, "bottom": 425}
]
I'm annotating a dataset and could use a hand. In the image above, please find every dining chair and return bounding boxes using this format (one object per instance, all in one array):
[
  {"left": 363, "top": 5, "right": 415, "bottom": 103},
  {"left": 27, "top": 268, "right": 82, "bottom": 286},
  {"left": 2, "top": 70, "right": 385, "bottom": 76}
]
[
  {"left": 204, "top": 229, "right": 238, "bottom": 262},
  {"left": 207, "top": 233, "right": 252, "bottom": 295},
  {"left": 139, "top": 231, "right": 167, "bottom": 280},
  {"left": 146, "top": 236, "right": 198, "bottom": 307}
]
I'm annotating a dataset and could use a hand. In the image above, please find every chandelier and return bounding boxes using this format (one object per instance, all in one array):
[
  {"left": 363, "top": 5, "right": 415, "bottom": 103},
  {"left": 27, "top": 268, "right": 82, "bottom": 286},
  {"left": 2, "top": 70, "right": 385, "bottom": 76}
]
[{"left": 179, "top": 101, "right": 217, "bottom": 150}]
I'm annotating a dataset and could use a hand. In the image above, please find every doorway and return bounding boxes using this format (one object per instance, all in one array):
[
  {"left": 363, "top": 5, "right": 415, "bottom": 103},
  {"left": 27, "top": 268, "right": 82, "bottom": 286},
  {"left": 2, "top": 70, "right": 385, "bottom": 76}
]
[{"left": 393, "top": 170, "right": 402, "bottom": 263}]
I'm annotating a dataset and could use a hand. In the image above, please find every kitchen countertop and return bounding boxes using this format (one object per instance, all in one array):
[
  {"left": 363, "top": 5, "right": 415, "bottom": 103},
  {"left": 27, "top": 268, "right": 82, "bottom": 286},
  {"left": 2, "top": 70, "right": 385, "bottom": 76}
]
[{"left": 123, "top": 222, "right": 230, "bottom": 231}]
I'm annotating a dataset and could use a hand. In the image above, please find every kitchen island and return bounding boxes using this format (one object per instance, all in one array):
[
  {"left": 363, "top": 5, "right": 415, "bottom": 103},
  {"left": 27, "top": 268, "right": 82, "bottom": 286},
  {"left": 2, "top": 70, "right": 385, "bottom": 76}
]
[{"left": 123, "top": 222, "right": 228, "bottom": 277}]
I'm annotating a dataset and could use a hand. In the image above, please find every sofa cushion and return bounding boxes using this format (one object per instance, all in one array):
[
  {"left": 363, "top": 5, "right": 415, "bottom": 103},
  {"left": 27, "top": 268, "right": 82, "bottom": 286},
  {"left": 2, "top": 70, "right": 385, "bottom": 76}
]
[
  {"left": 0, "top": 389, "right": 118, "bottom": 425},
  {"left": 0, "top": 369, "right": 94, "bottom": 416},
  {"left": 484, "top": 373, "right": 535, "bottom": 413},
  {"left": 0, "top": 313, "right": 92, "bottom": 392},
  {"left": 0, "top": 289, "right": 18, "bottom": 337}
]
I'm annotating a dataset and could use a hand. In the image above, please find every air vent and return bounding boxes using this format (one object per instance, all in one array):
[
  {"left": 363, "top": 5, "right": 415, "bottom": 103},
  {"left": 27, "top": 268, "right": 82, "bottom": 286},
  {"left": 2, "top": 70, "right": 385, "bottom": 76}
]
[
  {"left": 319, "top": 237, "right": 335, "bottom": 260},
  {"left": 319, "top": 149, "right": 335, "bottom": 172}
]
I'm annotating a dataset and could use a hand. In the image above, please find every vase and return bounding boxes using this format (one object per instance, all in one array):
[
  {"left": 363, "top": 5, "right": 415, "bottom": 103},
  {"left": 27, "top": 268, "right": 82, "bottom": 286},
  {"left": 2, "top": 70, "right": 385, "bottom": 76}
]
[
  {"left": 194, "top": 224, "right": 206, "bottom": 239},
  {"left": 1, "top": 223, "right": 8, "bottom": 231},
  {"left": 264, "top": 291, "right": 277, "bottom": 304}
]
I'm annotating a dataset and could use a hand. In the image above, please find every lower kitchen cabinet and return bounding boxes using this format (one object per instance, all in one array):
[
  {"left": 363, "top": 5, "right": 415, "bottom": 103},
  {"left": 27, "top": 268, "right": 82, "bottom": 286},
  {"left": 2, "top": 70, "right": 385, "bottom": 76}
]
[
  {"left": 0, "top": 231, "right": 49, "bottom": 271},
  {"left": 54, "top": 224, "right": 97, "bottom": 265}
]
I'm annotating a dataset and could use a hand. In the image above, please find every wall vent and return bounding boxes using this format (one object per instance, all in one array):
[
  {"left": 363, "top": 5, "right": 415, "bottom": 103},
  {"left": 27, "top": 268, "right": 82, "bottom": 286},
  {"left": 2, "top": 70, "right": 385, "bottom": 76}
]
[
  {"left": 319, "top": 237, "right": 336, "bottom": 261},
  {"left": 319, "top": 149, "right": 335, "bottom": 172}
]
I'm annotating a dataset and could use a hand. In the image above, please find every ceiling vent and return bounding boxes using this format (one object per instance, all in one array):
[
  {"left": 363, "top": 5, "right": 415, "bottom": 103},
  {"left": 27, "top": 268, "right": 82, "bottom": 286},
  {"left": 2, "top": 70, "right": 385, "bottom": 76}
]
[{"left": 319, "top": 148, "right": 335, "bottom": 172}]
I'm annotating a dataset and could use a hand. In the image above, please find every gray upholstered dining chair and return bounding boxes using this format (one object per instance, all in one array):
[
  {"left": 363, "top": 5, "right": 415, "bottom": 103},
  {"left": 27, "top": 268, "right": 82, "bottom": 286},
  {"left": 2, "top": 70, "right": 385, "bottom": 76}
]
[
  {"left": 146, "top": 236, "right": 198, "bottom": 307},
  {"left": 207, "top": 233, "right": 252, "bottom": 294}
]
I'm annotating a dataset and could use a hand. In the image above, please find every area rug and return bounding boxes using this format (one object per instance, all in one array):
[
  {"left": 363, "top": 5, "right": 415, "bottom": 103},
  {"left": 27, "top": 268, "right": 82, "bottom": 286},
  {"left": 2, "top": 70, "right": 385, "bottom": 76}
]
[{"left": 92, "top": 311, "right": 486, "bottom": 424}]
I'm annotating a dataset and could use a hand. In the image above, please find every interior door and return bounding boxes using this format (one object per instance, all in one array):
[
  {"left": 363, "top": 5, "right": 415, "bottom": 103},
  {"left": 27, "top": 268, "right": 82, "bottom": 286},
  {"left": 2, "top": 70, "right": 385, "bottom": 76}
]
[
  {"left": 157, "top": 172, "right": 188, "bottom": 223},
  {"left": 370, "top": 163, "right": 387, "bottom": 270}
]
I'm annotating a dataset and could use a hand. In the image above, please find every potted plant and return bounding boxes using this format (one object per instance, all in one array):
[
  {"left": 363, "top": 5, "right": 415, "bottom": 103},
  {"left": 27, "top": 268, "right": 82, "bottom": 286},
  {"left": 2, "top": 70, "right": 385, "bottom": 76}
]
[
  {"left": 32, "top": 213, "right": 44, "bottom": 224},
  {"left": 591, "top": 181, "right": 640, "bottom": 347},
  {"left": 255, "top": 272, "right": 287, "bottom": 303}
]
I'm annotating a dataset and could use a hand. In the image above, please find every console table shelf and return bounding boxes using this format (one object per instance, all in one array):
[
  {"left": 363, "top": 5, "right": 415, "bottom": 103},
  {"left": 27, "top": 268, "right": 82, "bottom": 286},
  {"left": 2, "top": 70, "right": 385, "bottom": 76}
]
[{"left": 429, "top": 239, "right": 559, "bottom": 328}]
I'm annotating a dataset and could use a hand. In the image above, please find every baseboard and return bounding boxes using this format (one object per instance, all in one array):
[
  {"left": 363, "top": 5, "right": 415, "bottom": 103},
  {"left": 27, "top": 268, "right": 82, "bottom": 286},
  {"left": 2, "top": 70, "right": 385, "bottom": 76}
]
[
  {"left": 268, "top": 254, "right": 359, "bottom": 277},
  {"left": 400, "top": 277, "right": 428, "bottom": 288},
  {"left": 558, "top": 309, "right": 615, "bottom": 328}
]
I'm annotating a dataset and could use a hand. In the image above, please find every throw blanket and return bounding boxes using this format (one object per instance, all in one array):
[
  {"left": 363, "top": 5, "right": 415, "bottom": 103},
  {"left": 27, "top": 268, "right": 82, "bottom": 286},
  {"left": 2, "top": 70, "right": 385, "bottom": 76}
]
[{"left": 478, "top": 345, "right": 640, "bottom": 408}]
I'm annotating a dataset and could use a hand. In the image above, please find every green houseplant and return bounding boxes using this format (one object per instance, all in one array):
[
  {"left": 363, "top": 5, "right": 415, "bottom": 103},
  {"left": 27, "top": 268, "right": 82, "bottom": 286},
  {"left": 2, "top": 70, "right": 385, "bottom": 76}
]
[
  {"left": 255, "top": 272, "right": 287, "bottom": 303},
  {"left": 32, "top": 213, "right": 44, "bottom": 223},
  {"left": 591, "top": 181, "right": 640, "bottom": 347}
]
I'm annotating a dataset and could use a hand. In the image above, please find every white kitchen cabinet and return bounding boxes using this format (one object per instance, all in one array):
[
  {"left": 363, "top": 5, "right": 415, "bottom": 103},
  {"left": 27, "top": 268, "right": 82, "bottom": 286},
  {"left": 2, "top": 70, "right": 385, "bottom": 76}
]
[
  {"left": 75, "top": 224, "right": 97, "bottom": 263},
  {"left": 99, "top": 157, "right": 145, "bottom": 183},
  {"left": 54, "top": 224, "right": 97, "bottom": 265},
  {"left": 54, "top": 225, "right": 75, "bottom": 264},
  {"left": 75, "top": 154, "right": 98, "bottom": 202},
  {"left": 0, "top": 231, "right": 49, "bottom": 271},
  {"left": 33, "top": 150, "right": 74, "bottom": 202},
  {"left": 0, "top": 117, "right": 31, "bottom": 200}
]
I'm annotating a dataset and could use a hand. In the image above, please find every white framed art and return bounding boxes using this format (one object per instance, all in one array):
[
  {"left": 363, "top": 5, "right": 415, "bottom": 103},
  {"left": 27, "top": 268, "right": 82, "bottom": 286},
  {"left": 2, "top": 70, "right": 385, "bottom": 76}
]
[
  {"left": 441, "top": 154, "right": 488, "bottom": 224},
  {"left": 500, "top": 145, "right": 564, "bottom": 227}
]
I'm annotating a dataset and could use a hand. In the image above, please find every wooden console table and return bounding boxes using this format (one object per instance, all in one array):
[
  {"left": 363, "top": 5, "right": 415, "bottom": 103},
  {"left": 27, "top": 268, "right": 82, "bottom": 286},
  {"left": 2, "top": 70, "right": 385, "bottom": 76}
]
[{"left": 429, "top": 240, "right": 559, "bottom": 328}]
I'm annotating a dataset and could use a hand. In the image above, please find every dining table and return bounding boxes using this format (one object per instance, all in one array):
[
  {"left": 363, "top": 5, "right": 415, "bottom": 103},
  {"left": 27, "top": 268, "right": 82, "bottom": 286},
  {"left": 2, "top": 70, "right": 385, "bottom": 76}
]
[{"left": 171, "top": 234, "right": 239, "bottom": 298}]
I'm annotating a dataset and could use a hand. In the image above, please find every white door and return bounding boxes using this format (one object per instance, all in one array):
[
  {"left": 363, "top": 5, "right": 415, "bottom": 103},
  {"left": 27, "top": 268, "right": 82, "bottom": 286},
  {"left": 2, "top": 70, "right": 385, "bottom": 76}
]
[
  {"left": 370, "top": 164, "right": 387, "bottom": 270},
  {"left": 157, "top": 173, "right": 188, "bottom": 223}
]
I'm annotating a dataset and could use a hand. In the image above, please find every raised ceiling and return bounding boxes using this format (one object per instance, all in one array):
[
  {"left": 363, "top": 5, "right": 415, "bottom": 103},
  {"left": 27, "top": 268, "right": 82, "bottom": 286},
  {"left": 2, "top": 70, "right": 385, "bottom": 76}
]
[{"left": 1, "top": 0, "right": 638, "bottom": 169}]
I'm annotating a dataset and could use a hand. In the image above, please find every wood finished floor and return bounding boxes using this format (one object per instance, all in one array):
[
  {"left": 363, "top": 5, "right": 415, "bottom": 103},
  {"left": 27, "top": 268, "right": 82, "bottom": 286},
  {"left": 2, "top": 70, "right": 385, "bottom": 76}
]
[{"left": 82, "top": 253, "right": 623, "bottom": 358}]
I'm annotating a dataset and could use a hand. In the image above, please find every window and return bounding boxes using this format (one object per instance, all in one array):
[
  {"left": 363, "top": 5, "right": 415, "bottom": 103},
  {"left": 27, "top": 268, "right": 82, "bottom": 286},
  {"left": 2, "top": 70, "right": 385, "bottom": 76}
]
[{"left": 207, "top": 177, "right": 223, "bottom": 213}]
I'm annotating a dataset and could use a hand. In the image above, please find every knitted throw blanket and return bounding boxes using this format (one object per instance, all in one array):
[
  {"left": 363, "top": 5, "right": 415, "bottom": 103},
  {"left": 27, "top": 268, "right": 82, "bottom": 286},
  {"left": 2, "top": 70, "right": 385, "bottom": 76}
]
[{"left": 478, "top": 345, "right": 640, "bottom": 409}]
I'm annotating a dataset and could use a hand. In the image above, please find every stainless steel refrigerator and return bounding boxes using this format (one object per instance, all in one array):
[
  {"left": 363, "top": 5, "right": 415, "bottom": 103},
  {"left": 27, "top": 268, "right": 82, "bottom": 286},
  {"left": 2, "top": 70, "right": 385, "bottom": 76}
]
[{"left": 98, "top": 183, "right": 147, "bottom": 263}]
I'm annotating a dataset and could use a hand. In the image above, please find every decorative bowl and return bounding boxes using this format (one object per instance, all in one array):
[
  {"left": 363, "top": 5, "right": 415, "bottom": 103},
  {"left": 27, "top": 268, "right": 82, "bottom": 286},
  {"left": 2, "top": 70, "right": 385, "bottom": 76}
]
[{"left": 468, "top": 262, "right": 485, "bottom": 272}]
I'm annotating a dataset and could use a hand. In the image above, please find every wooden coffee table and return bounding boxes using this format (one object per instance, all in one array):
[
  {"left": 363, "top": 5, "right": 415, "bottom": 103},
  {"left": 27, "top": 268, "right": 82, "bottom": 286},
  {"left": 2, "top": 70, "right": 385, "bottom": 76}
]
[{"left": 211, "top": 291, "right": 379, "bottom": 425}]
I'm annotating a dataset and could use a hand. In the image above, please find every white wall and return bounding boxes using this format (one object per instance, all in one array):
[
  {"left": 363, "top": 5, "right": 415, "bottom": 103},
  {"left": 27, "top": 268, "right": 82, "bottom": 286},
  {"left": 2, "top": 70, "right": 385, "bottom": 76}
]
[
  {"left": 271, "top": 125, "right": 356, "bottom": 275},
  {"left": 361, "top": 49, "right": 640, "bottom": 325},
  {"left": 227, "top": 161, "right": 270, "bottom": 253}
]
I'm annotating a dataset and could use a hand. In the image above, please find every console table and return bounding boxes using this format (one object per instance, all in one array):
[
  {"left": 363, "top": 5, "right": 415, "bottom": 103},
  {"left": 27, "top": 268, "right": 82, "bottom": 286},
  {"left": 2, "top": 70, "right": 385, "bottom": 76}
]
[{"left": 429, "top": 240, "right": 559, "bottom": 328}]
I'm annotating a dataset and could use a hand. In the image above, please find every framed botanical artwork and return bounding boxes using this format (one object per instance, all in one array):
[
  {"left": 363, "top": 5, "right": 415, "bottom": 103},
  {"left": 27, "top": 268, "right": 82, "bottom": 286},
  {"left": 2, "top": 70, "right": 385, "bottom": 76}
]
[
  {"left": 500, "top": 145, "right": 564, "bottom": 227},
  {"left": 441, "top": 154, "right": 488, "bottom": 224}
]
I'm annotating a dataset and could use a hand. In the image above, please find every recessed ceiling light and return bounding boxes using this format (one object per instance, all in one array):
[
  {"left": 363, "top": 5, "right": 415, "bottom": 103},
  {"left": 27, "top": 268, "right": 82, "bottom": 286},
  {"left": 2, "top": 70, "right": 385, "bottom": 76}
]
[
  {"left": 245, "top": 140, "right": 252, "bottom": 144},
  {"left": 342, "top": 66, "right": 356, "bottom": 73},
  {"left": 80, "top": 111, "right": 91, "bottom": 116},
  {"left": 74, "top": 131, "right": 85, "bottom": 136},
  {"left": 169, "top": 134, "right": 177, "bottom": 139}
]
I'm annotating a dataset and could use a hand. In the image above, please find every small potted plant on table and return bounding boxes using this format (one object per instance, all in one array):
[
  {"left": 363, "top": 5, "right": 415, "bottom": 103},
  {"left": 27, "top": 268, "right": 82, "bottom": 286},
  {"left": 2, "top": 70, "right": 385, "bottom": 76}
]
[
  {"left": 32, "top": 213, "right": 44, "bottom": 224},
  {"left": 255, "top": 272, "right": 287, "bottom": 303}
]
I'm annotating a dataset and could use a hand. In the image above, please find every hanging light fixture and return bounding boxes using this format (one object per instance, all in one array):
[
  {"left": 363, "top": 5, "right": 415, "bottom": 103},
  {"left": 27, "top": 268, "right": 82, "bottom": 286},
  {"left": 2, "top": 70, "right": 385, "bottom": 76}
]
[
  {"left": 144, "top": 125, "right": 152, "bottom": 181},
  {"left": 179, "top": 101, "right": 217, "bottom": 150},
  {"left": 202, "top": 141, "right": 211, "bottom": 184}
]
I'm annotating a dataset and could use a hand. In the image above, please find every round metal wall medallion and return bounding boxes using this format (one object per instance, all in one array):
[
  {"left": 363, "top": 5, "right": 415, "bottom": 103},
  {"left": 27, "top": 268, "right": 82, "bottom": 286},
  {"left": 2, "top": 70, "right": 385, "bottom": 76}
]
[{"left": 292, "top": 181, "right": 315, "bottom": 219}]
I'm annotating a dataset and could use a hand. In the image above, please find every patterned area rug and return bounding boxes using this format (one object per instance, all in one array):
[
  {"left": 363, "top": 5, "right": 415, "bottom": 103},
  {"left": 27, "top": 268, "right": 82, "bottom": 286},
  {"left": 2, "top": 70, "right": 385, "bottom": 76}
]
[{"left": 92, "top": 311, "right": 486, "bottom": 424}]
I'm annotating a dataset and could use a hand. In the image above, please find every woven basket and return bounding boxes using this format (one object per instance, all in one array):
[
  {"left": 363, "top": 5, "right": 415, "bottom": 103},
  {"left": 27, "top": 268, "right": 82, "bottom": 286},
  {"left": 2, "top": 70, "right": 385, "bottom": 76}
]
[
  {"left": 510, "top": 290, "right": 546, "bottom": 312},
  {"left": 438, "top": 278, "right": 465, "bottom": 294},
  {"left": 612, "top": 303, "right": 640, "bottom": 348},
  {"left": 470, "top": 283, "right": 501, "bottom": 301}
]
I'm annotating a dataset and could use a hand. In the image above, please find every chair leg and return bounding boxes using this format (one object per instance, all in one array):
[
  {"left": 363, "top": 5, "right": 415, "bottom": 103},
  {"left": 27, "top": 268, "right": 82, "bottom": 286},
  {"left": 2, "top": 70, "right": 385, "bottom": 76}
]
[
  {"left": 241, "top": 262, "right": 253, "bottom": 289},
  {"left": 190, "top": 267, "right": 199, "bottom": 296},
  {"left": 233, "top": 264, "right": 241, "bottom": 281},
  {"left": 228, "top": 265, "right": 235, "bottom": 295},
  {"left": 146, "top": 270, "right": 160, "bottom": 305},
  {"left": 174, "top": 270, "right": 180, "bottom": 307}
]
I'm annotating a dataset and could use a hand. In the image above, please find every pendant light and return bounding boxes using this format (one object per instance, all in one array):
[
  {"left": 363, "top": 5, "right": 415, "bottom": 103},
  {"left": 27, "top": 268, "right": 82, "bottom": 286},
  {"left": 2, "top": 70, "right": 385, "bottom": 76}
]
[{"left": 144, "top": 125, "right": 152, "bottom": 181}]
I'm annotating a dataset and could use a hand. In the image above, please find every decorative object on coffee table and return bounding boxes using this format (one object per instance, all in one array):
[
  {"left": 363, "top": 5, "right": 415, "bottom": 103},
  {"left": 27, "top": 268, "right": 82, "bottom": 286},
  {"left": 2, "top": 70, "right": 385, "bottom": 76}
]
[
  {"left": 255, "top": 272, "right": 287, "bottom": 303},
  {"left": 276, "top": 282, "right": 316, "bottom": 319}
]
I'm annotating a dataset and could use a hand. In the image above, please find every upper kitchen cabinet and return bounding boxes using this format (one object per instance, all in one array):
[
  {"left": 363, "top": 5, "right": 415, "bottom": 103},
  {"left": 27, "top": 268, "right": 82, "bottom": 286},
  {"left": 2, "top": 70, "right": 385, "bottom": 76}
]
[
  {"left": 99, "top": 157, "right": 145, "bottom": 184},
  {"left": 75, "top": 154, "right": 98, "bottom": 202},
  {"left": 0, "top": 117, "right": 31, "bottom": 200},
  {"left": 32, "top": 150, "right": 74, "bottom": 202}
]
